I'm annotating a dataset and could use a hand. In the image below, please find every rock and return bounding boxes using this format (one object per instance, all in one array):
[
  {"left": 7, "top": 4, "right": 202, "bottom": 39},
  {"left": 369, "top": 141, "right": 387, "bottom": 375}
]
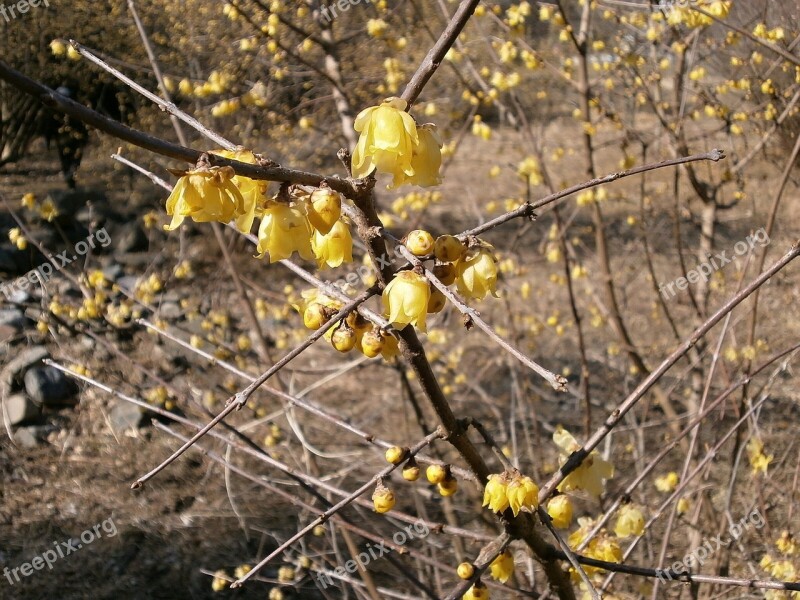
[
  {"left": 109, "top": 401, "right": 144, "bottom": 432},
  {"left": 158, "top": 302, "right": 182, "bottom": 320},
  {"left": 0, "top": 308, "right": 28, "bottom": 330},
  {"left": 1, "top": 346, "right": 49, "bottom": 386},
  {"left": 4, "top": 393, "right": 41, "bottom": 425},
  {"left": 24, "top": 366, "right": 78, "bottom": 406},
  {"left": 12, "top": 427, "right": 39, "bottom": 449},
  {"left": 102, "top": 263, "right": 124, "bottom": 282}
]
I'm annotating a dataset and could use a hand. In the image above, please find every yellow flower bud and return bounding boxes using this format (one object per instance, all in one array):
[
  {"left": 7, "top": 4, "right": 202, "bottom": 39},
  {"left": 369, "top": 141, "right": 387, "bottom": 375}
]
[
  {"left": 385, "top": 446, "right": 407, "bottom": 464},
  {"left": 506, "top": 475, "right": 539, "bottom": 517},
  {"left": 426, "top": 464, "right": 447, "bottom": 484},
  {"left": 406, "top": 229, "right": 435, "bottom": 256},
  {"left": 303, "top": 303, "right": 330, "bottom": 330},
  {"left": 372, "top": 485, "right": 396, "bottom": 513},
  {"left": 546, "top": 495, "right": 573, "bottom": 529},
  {"left": 438, "top": 476, "right": 458, "bottom": 497},
  {"left": 482, "top": 473, "right": 510, "bottom": 513},
  {"left": 307, "top": 188, "right": 342, "bottom": 235},
  {"left": 361, "top": 329, "right": 386, "bottom": 358},
  {"left": 456, "top": 246, "right": 499, "bottom": 300},
  {"left": 614, "top": 504, "right": 645, "bottom": 538},
  {"left": 457, "top": 562, "right": 475, "bottom": 580},
  {"left": 277, "top": 565, "right": 295, "bottom": 583},
  {"left": 382, "top": 270, "right": 430, "bottom": 331},
  {"left": 433, "top": 262, "right": 457, "bottom": 286},
  {"left": 489, "top": 550, "right": 514, "bottom": 583},
  {"left": 50, "top": 39, "right": 66, "bottom": 56},
  {"left": 463, "top": 581, "right": 490, "bottom": 600},
  {"left": 434, "top": 235, "right": 465, "bottom": 262},
  {"left": 427, "top": 288, "right": 446, "bottom": 314},
  {"left": 402, "top": 459, "right": 420, "bottom": 481},
  {"left": 331, "top": 325, "right": 357, "bottom": 352},
  {"left": 211, "top": 570, "right": 229, "bottom": 591}
]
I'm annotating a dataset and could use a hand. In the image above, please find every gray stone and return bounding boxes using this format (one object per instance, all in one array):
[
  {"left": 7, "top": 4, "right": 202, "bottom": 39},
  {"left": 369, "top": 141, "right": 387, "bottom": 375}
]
[
  {"left": 0, "top": 308, "right": 28, "bottom": 331},
  {"left": 3, "top": 393, "right": 40, "bottom": 425},
  {"left": 1, "top": 346, "right": 49, "bottom": 385},
  {"left": 158, "top": 301, "right": 182, "bottom": 320},
  {"left": 13, "top": 427, "right": 39, "bottom": 449},
  {"left": 24, "top": 366, "right": 77, "bottom": 406},
  {"left": 109, "top": 401, "right": 144, "bottom": 432}
]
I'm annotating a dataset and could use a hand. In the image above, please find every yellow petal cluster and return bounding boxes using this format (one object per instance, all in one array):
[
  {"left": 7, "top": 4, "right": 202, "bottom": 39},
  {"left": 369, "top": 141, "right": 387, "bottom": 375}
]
[
  {"left": 456, "top": 245, "right": 499, "bottom": 300},
  {"left": 554, "top": 427, "right": 614, "bottom": 498},
  {"left": 382, "top": 270, "right": 430, "bottom": 331},
  {"left": 463, "top": 582, "right": 490, "bottom": 600},
  {"left": 489, "top": 551, "right": 515, "bottom": 583},
  {"left": 547, "top": 495, "right": 573, "bottom": 529},
  {"left": 613, "top": 504, "right": 645, "bottom": 538},
  {"left": 165, "top": 165, "right": 244, "bottom": 231},
  {"left": 352, "top": 97, "right": 443, "bottom": 189},
  {"left": 211, "top": 148, "right": 268, "bottom": 233},
  {"left": 256, "top": 201, "right": 315, "bottom": 262},
  {"left": 483, "top": 472, "right": 538, "bottom": 516},
  {"left": 311, "top": 220, "right": 353, "bottom": 269}
]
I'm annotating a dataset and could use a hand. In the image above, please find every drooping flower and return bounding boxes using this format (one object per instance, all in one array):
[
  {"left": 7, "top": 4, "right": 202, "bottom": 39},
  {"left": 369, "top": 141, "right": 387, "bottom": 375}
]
[
  {"left": 547, "top": 495, "right": 573, "bottom": 529},
  {"left": 352, "top": 97, "right": 418, "bottom": 185},
  {"left": 372, "top": 484, "right": 396, "bottom": 513},
  {"left": 255, "top": 201, "right": 314, "bottom": 262},
  {"left": 489, "top": 551, "right": 515, "bottom": 583},
  {"left": 554, "top": 427, "right": 614, "bottom": 498},
  {"left": 382, "top": 270, "right": 430, "bottom": 331},
  {"left": 165, "top": 165, "right": 244, "bottom": 231},
  {"left": 456, "top": 245, "right": 499, "bottom": 300},
  {"left": 462, "top": 582, "right": 490, "bottom": 600},
  {"left": 506, "top": 475, "right": 539, "bottom": 517},
  {"left": 306, "top": 188, "right": 342, "bottom": 235},
  {"left": 655, "top": 471, "right": 679, "bottom": 493},
  {"left": 311, "top": 219, "right": 353, "bottom": 269},
  {"left": 483, "top": 473, "right": 510, "bottom": 513},
  {"left": 406, "top": 123, "right": 443, "bottom": 187},
  {"left": 211, "top": 148, "right": 267, "bottom": 233},
  {"left": 614, "top": 504, "right": 645, "bottom": 538}
]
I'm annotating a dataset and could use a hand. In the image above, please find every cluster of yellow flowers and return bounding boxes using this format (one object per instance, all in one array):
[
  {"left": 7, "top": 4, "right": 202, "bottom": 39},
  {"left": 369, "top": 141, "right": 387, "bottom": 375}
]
[
  {"left": 666, "top": 0, "right": 731, "bottom": 28},
  {"left": 8, "top": 228, "right": 26, "bottom": 250},
  {"left": 760, "top": 532, "right": 800, "bottom": 600},
  {"left": 554, "top": 427, "right": 614, "bottom": 497},
  {"left": 483, "top": 471, "right": 539, "bottom": 516},
  {"left": 746, "top": 437, "right": 774, "bottom": 475},
  {"left": 164, "top": 149, "right": 354, "bottom": 267},
  {"left": 352, "top": 97, "right": 443, "bottom": 189},
  {"left": 380, "top": 233, "right": 499, "bottom": 334},
  {"left": 372, "top": 450, "right": 458, "bottom": 514},
  {"left": 297, "top": 289, "right": 399, "bottom": 359}
]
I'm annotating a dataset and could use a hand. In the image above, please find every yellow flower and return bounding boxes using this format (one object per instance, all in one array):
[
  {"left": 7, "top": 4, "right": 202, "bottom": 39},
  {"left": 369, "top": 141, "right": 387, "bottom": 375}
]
[
  {"left": 372, "top": 484, "right": 396, "bottom": 513},
  {"left": 402, "top": 459, "right": 420, "bottom": 481},
  {"left": 352, "top": 97, "right": 418, "bottom": 186},
  {"left": 211, "top": 570, "right": 229, "bottom": 591},
  {"left": 406, "top": 229, "right": 435, "bottom": 256},
  {"left": 385, "top": 446, "right": 406, "bottom": 464},
  {"left": 165, "top": 166, "right": 244, "bottom": 230},
  {"left": 457, "top": 562, "right": 475, "bottom": 580},
  {"left": 382, "top": 270, "right": 430, "bottom": 331},
  {"left": 456, "top": 246, "right": 499, "bottom": 300},
  {"left": 489, "top": 551, "right": 514, "bottom": 583},
  {"left": 8, "top": 228, "right": 27, "bottom": 250},
  {"left": 655, "top": 471, "right": 679, "bottom": 493},
  {"left": 39, "top": 198, "right": 59, "bottom": 222},
  {"left": 438, "top": 476, "right": 458, "bottom": 497},
  {"left": 463, "top": 582, "right": 490, "bottom": 600},
  {"left": 547, "top": 495, "right": 573, "bottom": 529},
  {"left": 211, "top": 148, "right": 267, "bottom": 233},
  {"left": 434, "top": 235, "right": 465, "bottom": 263},
  {"left": 361, "top": 329, "right": 386, "bottom": 358},
  {"left": 256, "top": 202, "right": 314, "bottom": 263},
  {"left": 506, "top": 475, "right": 538, "bottom": 517},
  {"left": 21, "top": 192, "right": 36, "bottom": 209},
  {"left": 306, "top": 188, "right": 342, "bottom": 235},
  {"left": 426, "top": 464, "right": 447, "bottom": 484},
  {"left": 312, "top": 220, "right": 353, "bottom": 268},
  {"left": 405, "top": 123, "right": 443, "bottom": 187},
  {"left": 483, "top": 473, "right": 510, "bottom": 513},
  {"left": 614, "top": 504, "right": 645, "bottom": 538},
  {"left": 554, "top": 427, "right": 614, "bottom": 497},
  {"left": 747, "top": 438, "right": 773, "bottom": 474}
]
